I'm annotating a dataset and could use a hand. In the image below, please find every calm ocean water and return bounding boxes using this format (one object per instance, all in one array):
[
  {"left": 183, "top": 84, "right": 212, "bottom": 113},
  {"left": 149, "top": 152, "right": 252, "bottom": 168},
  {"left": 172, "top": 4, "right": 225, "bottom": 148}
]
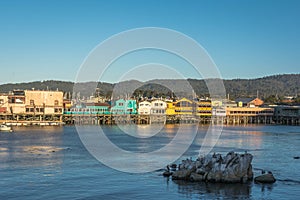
[{"left": 0, "top": 124, "right": 300, "bottom": 199}]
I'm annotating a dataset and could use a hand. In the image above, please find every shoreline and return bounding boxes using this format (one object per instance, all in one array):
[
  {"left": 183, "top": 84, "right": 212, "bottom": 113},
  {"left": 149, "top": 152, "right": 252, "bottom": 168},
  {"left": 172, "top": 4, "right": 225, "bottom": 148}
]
[{"left": 2, "top": 122, "right": 299, "bottom": 128}]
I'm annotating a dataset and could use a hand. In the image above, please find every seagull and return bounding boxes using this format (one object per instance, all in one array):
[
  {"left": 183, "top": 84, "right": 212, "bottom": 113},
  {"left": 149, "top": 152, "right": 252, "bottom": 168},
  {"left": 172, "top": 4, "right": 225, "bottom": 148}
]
[{"left": 166, "top": 165, "right": 170, "bottom": 172}]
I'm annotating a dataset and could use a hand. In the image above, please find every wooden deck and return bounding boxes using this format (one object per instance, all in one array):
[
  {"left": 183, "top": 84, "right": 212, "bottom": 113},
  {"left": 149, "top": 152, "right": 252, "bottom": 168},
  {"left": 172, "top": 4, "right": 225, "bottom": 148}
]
[{"left": 0, "top": 113, "right": 298, "bottom": 125}]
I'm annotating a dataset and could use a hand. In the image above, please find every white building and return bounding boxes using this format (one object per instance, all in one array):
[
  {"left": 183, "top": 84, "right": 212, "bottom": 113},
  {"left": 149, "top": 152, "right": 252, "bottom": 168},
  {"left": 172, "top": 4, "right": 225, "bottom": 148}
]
[
  {"left": 138, "top": 101, "right": 151, "bottom": 115},
  {"left": 212, "top": 107, "right": 226, "bottom": 117},
  {"left": 150, "top": 100, "right": 167, "bottom": 115}
]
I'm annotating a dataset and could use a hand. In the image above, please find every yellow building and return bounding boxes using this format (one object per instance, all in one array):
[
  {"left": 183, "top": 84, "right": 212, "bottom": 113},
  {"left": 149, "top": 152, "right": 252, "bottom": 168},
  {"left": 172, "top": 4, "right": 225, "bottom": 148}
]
[
  {"left": 196, "top": 100, "right": 212, "bottom": 117},
  {"left": 174, "top": 98, "right": 193, "bottom": 115},
  {"left": 166, "top": 102, "right": 176, "bottom": 115},
  {"left": 63, "top": 99, "right": 72, "bottom": 110}
]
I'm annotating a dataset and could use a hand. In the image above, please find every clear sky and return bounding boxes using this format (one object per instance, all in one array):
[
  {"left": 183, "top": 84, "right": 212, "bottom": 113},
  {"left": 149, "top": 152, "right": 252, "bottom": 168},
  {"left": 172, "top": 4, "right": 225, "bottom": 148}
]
[{"left": 0, "top": 0, "right": 299, "bottom": 84}]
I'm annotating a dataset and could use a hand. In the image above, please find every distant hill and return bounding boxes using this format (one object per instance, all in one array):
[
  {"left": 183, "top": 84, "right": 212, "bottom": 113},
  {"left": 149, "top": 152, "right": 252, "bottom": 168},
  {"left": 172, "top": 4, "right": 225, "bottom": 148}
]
[{"left": 0, "top": 74, "right": 299, "bottom": 102}]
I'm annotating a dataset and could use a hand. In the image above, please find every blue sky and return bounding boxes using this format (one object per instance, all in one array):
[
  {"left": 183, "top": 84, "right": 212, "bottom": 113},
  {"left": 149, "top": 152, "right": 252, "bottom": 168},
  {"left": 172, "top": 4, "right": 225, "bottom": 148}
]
[{"left": 0, "top": 0, "right": 299, "bottom": 84}]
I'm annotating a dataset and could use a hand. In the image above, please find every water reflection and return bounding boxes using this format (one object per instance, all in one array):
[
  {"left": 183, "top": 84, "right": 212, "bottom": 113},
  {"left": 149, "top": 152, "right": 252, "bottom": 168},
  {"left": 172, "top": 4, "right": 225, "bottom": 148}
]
[
  {"left": 0, "top": 126, "right": 64, "bottom": 169},
  {"left": 118, "top": 124, "right": 165, "bottom": 138},
  {"left": 259, "top": 183, "right": 274, "bottom": 192},
  {"left": 173, "top": 180, "right": 252, "bottom": 199},
  {"left": 210, "top": 128, "right": 264, "bottom": 153}
]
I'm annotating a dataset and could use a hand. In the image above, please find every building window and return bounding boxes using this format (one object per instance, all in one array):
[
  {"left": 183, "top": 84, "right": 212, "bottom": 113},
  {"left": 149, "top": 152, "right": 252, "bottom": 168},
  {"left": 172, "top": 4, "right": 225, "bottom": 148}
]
[
  {"left": 54, "top": 100, "right": 59, "bottom": 106},
  {"left": 54, "top": 108, "right": 62, "bottom": 113},
  {"left": 30, "top": 100, "right": 34, "bottom": 106},
  {"left": 26, "top": 108, "right": 30, "bottom": 112}
]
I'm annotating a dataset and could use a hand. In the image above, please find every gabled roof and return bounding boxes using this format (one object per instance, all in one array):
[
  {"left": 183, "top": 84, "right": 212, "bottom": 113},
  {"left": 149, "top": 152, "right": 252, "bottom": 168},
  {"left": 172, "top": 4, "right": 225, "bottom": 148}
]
[
  {"left": 235, "top": 98, "right": 254, "bottom": 104},
  {"left": 235, "top": 97, "right": 264, "bottom": 106},
  {"left": 176, "top": 97, "right": 193, "bottom": 103},
  {"left": 139, "top": 101, "right": 151, "bottom": 105}
]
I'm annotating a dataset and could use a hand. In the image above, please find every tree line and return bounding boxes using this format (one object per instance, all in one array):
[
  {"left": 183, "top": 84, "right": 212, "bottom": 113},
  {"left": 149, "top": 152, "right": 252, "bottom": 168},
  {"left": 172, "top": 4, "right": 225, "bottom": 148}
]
[{"left": 0, "top": 74, "right": 299, "bottom": 104}]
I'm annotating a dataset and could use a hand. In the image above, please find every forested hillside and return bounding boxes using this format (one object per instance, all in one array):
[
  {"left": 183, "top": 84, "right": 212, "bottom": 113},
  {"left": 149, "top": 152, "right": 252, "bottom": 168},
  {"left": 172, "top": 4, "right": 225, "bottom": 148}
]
[{"left": 0, "top": 74, "right": 299, "bottom": 102}]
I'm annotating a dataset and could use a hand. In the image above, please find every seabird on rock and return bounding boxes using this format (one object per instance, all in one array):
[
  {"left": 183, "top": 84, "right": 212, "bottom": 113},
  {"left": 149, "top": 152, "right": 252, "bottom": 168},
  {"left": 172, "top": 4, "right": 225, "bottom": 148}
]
[{"left": 166, "top": 165, "right": 170, "bottom": 172}]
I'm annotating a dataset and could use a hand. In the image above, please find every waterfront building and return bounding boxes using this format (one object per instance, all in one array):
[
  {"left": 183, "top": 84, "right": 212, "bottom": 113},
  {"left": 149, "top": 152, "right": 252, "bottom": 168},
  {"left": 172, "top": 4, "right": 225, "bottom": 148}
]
[
  {"left": 138, "top": 101, "right": 151, "bottom": 115},
  {"left": 24, "top": 90, "right": 63, "bottom": 115},
  {"left": 0, "top": 94, "right": 9, "bottom": 113},
  {"left": 225, "top": 107, "right": 274, "bottom": 124},
  {"left": 63, "top": 99, "right": 72, "bottom": 113},
  {"left": 111, "top": 99, "right": 126, "bottom": 114},
  {"left": 150, "top": 100, "right": 167, "bottom": 123},
  {"left": 236, "top": 97, "right": 264, "bottom": 107},
  {"left": 111, "top": 99, "right": 137, "bottom": 114},
  {"left": 195, "top": 100, "right": 212, "bottom": 117},
  {"left": 273, "top": 105, "right": 300, "bottom": 125},
  {"left": 281, "top": 96, "right": 295, "bottom": 104},
  {"left": 85, "top": 96, "right": 107, "bottom": 103},
  {"left": 211, "top": 100, "right": 223, "bottom": 107},
  {"left": 174, "top": 98, "right": 193, "bottom": 115},
  {"left": 212, "top": 107, "right": 226, "bottom": 117},
  {"left": 2, "top": 90, "right": 58, "bottom": 115},
  {"left": 166, "top": 101, "right": 176, "bottom": 115},
  {"left": 225, "top": 100, "right": 238, "bottom": 108},
  {"left": 150, "top": 100, "right": 167, "bottom": 115},
  {"left": 85, "top": 102, "right": 110, "bottom": 114},
  {"left": 0, "top": 89, "right": 64, "bottom": 124},
  {"left": 7, "top": 90, "right": 26, "bottom": 114}
]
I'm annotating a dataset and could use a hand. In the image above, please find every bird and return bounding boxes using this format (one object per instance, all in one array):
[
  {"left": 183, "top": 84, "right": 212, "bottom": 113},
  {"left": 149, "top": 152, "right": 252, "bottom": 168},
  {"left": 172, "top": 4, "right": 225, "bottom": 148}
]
[{"left": 166, "top": 165, "right": 170, "bottom": 172}]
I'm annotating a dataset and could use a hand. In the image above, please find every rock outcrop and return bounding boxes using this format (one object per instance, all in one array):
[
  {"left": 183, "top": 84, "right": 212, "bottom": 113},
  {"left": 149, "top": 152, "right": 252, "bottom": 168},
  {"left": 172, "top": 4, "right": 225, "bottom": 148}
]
[
  {"left": 254, "top": 173, "right": 276, "bottom": 183},
  {"left": 171, "top": 151, "right": 253, "bottom": 183}
]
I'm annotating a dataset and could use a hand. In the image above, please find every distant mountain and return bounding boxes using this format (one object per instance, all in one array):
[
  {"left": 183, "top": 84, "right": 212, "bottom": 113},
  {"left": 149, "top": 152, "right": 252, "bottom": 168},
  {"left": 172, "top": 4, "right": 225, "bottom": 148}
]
[
  {"left": 223, "top": 74, "right": 300, "bottom": 99},
  {"left": 0, "top": 74, "right": 299, "bottom": 102},
  {"left": 0, "top": 80, "right": 75, "bottom": 93}
]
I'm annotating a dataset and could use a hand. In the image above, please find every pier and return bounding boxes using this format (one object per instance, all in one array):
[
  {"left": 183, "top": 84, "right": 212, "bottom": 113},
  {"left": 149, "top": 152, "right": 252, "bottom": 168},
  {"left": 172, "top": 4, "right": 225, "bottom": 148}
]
[
  {"left": 0, "top": 90, "right": 299, "bottom": 126},
  {"left": 0, "top": 113, "right": 63, "bottom": 126},
  {"left": 60, "top": 113, "right": 291, "bottom": 125},
  {"left": 0, "top": 112, "right": 298, "bottom": 126}
]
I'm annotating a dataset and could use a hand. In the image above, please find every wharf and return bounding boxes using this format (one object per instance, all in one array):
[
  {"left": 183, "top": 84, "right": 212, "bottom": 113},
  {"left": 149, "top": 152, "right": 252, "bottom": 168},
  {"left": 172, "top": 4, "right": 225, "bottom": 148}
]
[
  {"left": 62, "top": 114, "right": 293, "bottom": 125},
  {"left": 0, "top": 113, "right": 63, "bottom": 126},
  {"left": 0, "top": 113, "right": 299, "bottom": 126}
]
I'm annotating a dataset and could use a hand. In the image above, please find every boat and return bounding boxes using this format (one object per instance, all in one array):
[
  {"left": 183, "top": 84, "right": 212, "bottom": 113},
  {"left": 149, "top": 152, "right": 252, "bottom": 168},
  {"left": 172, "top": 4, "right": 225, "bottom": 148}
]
[{"left": 0, "top": 124, "right": 12, "bottom": 132}]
